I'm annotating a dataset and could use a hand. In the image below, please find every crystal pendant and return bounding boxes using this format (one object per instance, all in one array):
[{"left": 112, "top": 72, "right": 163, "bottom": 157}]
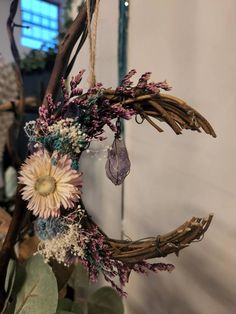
[{"left": 105, "top": 137, "right": 131, "bottom": 185}]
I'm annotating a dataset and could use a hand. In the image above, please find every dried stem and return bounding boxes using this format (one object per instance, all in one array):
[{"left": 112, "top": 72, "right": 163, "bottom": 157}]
[
  {"left": 42, "top": 1, "right": 96, "bottom": 107},
  {"left": 6, "top": 0, "right": 24, "bottom": 116}
]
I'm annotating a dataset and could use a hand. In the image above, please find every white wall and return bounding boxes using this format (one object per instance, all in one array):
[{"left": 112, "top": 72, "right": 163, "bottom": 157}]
[
  {"left": 71, "top": 0, "right": 121, "bottom": 238},
  {"left": 124, "top": 1, "right": 236, "bottom": 313}
]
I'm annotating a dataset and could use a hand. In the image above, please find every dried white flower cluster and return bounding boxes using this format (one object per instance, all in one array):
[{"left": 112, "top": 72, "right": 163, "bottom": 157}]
[
  {"left": 36, "top": 208, "right": 88, "bottom": 265},
  {"left": 48, "top": 118, "right": 88, "bottom": 154},
  {"left": 37, "top": 222, "right": 88, "bottom": 265},
  {"left": 24, "top": 121, "right": 38, "bottom": 139}
]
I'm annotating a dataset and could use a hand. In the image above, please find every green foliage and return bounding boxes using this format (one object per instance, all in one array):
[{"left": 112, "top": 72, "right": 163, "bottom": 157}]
[
  {"left": 6, "top": 255, "right": 58, "bottom": 314},
  {"left": 68, "top": 263, "right": 89, "bottom": 289},
  {"left": 87, "top": 287, "right": 124, "bottom": 314},
  {"left": 51, "top": 260, "right": 75, "bottom": 292},
  {"left": 3, "top": 260, "right": 17, "bottom": 313},
  {"left": 20, "top": 48, "right": 57, "bottom": 73},
  {"left": 56, "top": 311, "right": 78, "bottom": 314},
  {"left": 66, "top": 264, "right": 124, "bottom": 314},
  {"left": 4, "top": 260, "right": 16, "bottom": 296},
  {"left": 4, "top": 260, "right": 124, "bottom": 314},
  {"left": 57, "top": 298, "right": 84, "bottom": 314},
  {"left": 57, "top": 287, "right": 124, "bottom": 314}
]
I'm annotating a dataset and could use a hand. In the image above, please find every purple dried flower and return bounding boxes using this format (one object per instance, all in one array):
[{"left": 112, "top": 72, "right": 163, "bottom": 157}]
[
  {"left": 136, "top": 72, "right": 152, "bottom": 89},
  {"left": 121, "top": 69, "right": 137, "bottom": 87},
  {"left": 87, "top": 82, "right": 104, "bottom": 94},
  {"left": 61, "top": 78, "right": 69, "bottom": 102},
  {"left": 36, "top": 70, "right": 170, "bottom": 149},
  {"left": 70, "top": 87, "right": 83, "bottom": 97},
  {"left": 70, "top": 69, "right": 85, "bottom": 90},
  {"left": 155, "top": 80, "right": 172, "bottom": 91}
]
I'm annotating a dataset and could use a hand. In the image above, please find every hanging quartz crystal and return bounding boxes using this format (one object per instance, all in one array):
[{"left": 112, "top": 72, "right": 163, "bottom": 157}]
[{"left": 105, "top": 119, "right": 131, "bottom": 185}]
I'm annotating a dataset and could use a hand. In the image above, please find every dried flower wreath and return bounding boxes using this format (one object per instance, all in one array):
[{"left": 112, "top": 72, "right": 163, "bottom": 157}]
[{"left": 18, "top": 69, "right": 215, "bottom": 295}]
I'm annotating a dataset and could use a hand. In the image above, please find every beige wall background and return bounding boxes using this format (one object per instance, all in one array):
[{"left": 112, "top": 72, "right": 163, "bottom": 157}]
[
  {"left": 71, "top": 0, "right": 122, "bottom": 238},
  {"left": 124, "top": 0, "right": 236, "bottom": 313}
]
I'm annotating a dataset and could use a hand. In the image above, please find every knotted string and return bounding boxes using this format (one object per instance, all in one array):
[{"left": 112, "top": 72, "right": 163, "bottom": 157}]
[{"left": 86, "top": 0, "right": 100, "bottom": 87}]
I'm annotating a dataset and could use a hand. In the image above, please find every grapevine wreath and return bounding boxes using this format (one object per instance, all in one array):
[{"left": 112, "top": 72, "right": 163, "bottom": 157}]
[{"left": 19, "top": 69, "right": 215, "bottom": 295}]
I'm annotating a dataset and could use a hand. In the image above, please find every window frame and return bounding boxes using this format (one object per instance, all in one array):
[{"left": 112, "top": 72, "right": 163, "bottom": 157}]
[{"left": 20, "top": 0, "right": 62, "bottom": 50}]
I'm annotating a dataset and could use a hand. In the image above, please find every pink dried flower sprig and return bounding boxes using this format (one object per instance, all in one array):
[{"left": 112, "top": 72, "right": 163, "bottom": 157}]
[
  {"left": 38, "top": 94, "right": 61, "bottom": 127},
  {"left": 116, "top": 69, "right": 171, "bottom": 96},
  {"left": 78, "top": 226, "right": 174, "bottom": 297}
]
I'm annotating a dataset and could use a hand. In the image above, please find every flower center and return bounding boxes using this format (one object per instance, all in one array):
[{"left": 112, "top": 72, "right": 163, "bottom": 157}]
[{"left": 35, "top": 175, "right": 56, "bottom": 196}]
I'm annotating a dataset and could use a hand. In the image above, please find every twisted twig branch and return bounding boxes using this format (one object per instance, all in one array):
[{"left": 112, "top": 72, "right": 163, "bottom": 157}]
[
  {"left": 102, "top": 89, "right": 216, "bottom": 137},
  {"left": 108, "top": 215, "right": 213, "bottom": 263},
  {"left": 84, "top": 208, "right": 213, "bottom": 264}
]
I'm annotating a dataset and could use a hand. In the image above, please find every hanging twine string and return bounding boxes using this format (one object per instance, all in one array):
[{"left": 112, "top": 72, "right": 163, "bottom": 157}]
[{"left": 86, "top": 0, "right": 100, "bottom": 87}]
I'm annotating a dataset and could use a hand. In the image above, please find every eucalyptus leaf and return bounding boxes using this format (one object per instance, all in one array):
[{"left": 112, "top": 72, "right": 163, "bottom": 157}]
[
  {"left": 7, "top": 254, "right": 58, "bottom": 314},
  {"left": 88, "top": 287, "right": 124, "bottom": 314},
  {"left": 57, "top": 298, "right": 84, "bottom": 314},
  {"left": 56, "top": 311, "right": 75, "bottom": 314},
  {"left": 10, "top": 263, "right": 26, "bottom": 299},
  {"left": 3, "top": 260, "right": 16, "bottom": 313},
  {"left": 4, "top": 260, "right": 16, "bottom": 293},
  {"left": 57, "top": 298, "right": 73, "bottom": 311},
  {"left": 72, "top": 303, "right": 84, "bottom": 314},
  {"left": 68, "top": 263, "right": 89, "bottom": 289}
]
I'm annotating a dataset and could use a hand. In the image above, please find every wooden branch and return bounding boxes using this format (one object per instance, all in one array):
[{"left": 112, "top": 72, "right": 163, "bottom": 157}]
[
  {"left": 6, "top": 0, "right": 24, "bottom": 116},
  {"left": 89, "top": 89, "right": 216, "bottom": 137},
  {"left": 42, "top": 1, "right": 96, "bottom": 107},
  {"left": 138, "top": 94, "right": 216, "bottom": 136},
  {"left": 90, "top": 213, "right": 213, "bottom": 264},
  {"left": 0, "top": 97, "right": 37, "bottom": 112}
]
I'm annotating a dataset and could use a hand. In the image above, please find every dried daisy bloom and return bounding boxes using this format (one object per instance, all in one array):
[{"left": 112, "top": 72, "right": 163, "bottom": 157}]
[{"left": 18, "top": 150, "right": 82, "bottom": 218}]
